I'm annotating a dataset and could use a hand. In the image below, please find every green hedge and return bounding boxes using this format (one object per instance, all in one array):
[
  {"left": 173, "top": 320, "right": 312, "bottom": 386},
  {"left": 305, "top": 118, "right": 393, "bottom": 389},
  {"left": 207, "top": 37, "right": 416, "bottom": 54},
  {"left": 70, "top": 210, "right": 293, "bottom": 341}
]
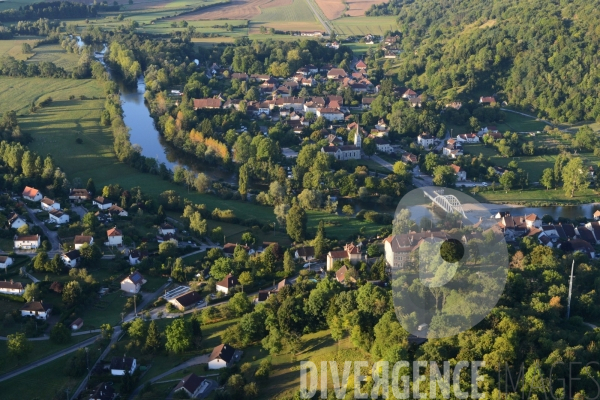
[{"left": 0, "top": 293, "right": 26, "bottom": 303}]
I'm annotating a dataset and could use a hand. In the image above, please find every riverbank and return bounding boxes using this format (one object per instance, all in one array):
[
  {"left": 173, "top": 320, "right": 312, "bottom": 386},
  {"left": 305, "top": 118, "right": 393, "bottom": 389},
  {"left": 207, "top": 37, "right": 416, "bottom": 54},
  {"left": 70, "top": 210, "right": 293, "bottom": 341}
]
[{"left": 472, "top": 186, "right": 600, "bottom": 211}]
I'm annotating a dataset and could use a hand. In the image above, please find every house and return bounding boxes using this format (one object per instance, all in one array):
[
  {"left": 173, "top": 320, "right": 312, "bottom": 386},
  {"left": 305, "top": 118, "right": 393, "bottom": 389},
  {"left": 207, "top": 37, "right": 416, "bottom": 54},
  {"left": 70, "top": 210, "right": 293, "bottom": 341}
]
[
  {"left": 49, "top": 209, "right": 70, "bottom": 225},
  {"left": 108, "top": 205, "right": 128, "bottom": 217},
  {"left": 120, "top": 271, "right": 146, "bottom": 294},
  {"left": 93, "top": 196, "right": 113, "bottom": 210},
  {"left": 327, "top": 68, "right": 347, "bottom": 79},
  {"left": 254, "top": 289, "right": 274, "bottom": 303},
  {"left": 0, "top": 280, "right": 24, "bottom": 295},
  {"left": 417, "top": 133, "right": 435, "bottom": 149},
  {"left": 335, "top": 265, "right": 356, "bottom": 284},
  {"left": 477, "top": 126, "right": 499, "bottom": 137},
  {"left": 69, "top": 189, "right": 91, "bottom": 202},
  {"left": 362, "top": 97, "right": 374, "bottom": 109},
  {"left": 216, "top": 274, "right": 239, "bottom": 295},
  {"left": 193, "top": 98, "right": 222, "bottom": 110},
  {"left": 90, "top": 382, "right": 116, "bottom": 400},
  {"left": 71, "top": 318, "right": 83, "bottom": 330},
  {"left": 559, "top": 239, "right": 596, "bottom": 259},
  {"left": 326, "top": 243, "right": 362, "bottom": 271},
  {"left": 128, "top": 249, "right": 148, "bottom": 266},
  {"left": 451, "top": 164, "right": 467, "bottom": 181},
  {"left": 479, "top": 96, "right": 497, "bottom": 105},
  {"left": 355, "top": 60, "right": 367, "bottom": 71},
  {"left": 446, "top": 102, "right": 463, "bottom": 110},
  {"left": 222, "top": 243, "right": 253, "bottom": 257},
  {"left": 295, "top": 246, "right": 315, "bottom": 261},
  {"left": 402, "top": 89, "right": 418, "bottom": 99},
  {"left": 7, "top": 213, "right": 27, "bottom": 229},
  {"left": 169, "top": 291, "right": 202, "bottom": 311},
  {"left": 208, "top": 344, "right": 241, "bottom": 369},
  {"left": 61, "top": 250, "right": 80, "bottom": 268},
  {"left": 384, "top": 232, "right": 449, "bottom": 270},
  {"left": 106, "top": 227, "right": 123, "bottom": 246},
  {"left": 174, "top": 373, "right": 211, "bottom": 398},
  {"left": 41, "top": 197, "right": 60, "bottom": 211},
  {"left": 316, "top": 108, "right": 344, "bottom": 121},
  {"left": 110, "top": 357, "right": 137, "bottom": 376},
  {"left": 22, "top": 186, "right": 42, "bottom": 202},
  {"left": 21, "top": 300, "right": 51, "bottom": 320},
  {"left": 443, "top": 144, "right": 463, "bottom": 159},
  {"left": 74, "top": 235, "right": 93, "bottom": 250},
  {"left": 402, "top": 153, "right": 418, "bottom": 164},
  {"left": 230, "top": 72, "right": 248, "bottom": 81},
  {"left": 372, "top": 137, "right": 393, "bottom": 154},
  {"left": 14, "top": 234, "right": 40, "bottom": 250},
  {"left": 456, "top": 133, "right": 479, "bottom": 143},
  {"left": 0, "top": 255, "right": 14, "bottom": 270},
  {"left": 525, "top": 214, "right": 542, "bottom": 229},
  {"left": 321, "top": 145, "right": 361, "bottom": 161}
]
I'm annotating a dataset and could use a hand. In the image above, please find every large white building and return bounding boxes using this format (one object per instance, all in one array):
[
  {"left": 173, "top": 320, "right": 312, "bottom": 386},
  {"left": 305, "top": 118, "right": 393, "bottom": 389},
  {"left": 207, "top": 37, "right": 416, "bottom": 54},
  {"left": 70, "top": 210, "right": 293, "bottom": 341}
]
[{"left": 320, "top": 126, "right": 362, "bottom": 161}]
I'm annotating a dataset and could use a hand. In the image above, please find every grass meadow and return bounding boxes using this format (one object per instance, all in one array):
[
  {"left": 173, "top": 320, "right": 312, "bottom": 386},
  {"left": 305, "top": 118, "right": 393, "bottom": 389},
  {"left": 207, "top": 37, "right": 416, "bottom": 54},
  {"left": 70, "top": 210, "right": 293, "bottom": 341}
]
[{"left": 333, "top": 15, "right": 399, "bottom": 36}]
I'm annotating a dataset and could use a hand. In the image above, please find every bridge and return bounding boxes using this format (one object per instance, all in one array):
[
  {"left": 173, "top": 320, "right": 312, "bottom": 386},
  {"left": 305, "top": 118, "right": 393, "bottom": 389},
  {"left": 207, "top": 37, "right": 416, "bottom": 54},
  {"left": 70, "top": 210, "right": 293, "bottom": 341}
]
[{"left": 423, "top": 188, "right": 467, "bottom": 218}]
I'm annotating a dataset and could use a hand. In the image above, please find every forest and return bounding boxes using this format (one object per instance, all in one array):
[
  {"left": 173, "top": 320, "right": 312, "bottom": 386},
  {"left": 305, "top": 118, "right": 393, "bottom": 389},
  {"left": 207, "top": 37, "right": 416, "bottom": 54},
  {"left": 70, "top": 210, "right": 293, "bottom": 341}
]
[{"left": 370, "top": 0, "right": 600, "bottom": 123}]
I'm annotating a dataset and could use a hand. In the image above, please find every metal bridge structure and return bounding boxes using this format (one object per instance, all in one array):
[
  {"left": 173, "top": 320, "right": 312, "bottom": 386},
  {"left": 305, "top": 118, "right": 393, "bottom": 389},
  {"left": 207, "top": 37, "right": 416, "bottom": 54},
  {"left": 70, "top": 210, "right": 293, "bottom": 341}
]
[{"left": 423, "top": 189, "right": 467, "bottom": 218}]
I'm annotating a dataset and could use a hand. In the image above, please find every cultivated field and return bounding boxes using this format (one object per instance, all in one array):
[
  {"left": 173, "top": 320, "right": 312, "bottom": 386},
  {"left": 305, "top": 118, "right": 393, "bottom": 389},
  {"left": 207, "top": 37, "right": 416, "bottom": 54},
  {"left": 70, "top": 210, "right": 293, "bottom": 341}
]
[
  {"left": 314, "top": 0, "right": 386, "bottom": 19},
  {"left": 173, "top": 0, "right": 291, "bottom": 20},
  {"left": 314, "top": 0, "right": 345, "bottom": 19}
]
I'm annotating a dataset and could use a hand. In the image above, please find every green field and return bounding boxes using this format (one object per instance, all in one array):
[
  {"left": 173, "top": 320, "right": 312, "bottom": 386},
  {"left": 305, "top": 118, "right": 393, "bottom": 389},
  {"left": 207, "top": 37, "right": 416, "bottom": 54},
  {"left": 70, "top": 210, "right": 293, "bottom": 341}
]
[
  {"left": 497, "top": 111, "right": 549, "bottom": 133},
  {"left": 333, "top": 16, "right": 399, "bottom": 37},
  {"left": 26, "top": 43, "right": 82, "bottom": 71},
  {"left": 0, "top": 0, "right": 37, "bottom": 11}
]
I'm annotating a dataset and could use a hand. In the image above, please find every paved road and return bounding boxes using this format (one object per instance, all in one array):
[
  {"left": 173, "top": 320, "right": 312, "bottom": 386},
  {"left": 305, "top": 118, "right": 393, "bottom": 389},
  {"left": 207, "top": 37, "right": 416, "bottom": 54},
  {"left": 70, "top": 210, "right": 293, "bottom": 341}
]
[
  {"left": 129, "top": 354, "right": 210, "bottom": 400},
  {"left": 0, "top": 334, "right": 100, "bottom": 383},
  {"left": 303, "top": 0, "right": 332, "bottom": 34},
  {"left": 70, "top": 327, "right": 122, "bottom": 400},
  {"left": 72, "top": 205, "right": 88, "bottom": 219},
  {"left": 371, "top": 155, "right": 394, "bottom": 172},
  {"left": 20, "top": 266, "right": 40, "bottom": 283},
  {"left": 25, "top": 206, "right": 60, "bottom": 253}
]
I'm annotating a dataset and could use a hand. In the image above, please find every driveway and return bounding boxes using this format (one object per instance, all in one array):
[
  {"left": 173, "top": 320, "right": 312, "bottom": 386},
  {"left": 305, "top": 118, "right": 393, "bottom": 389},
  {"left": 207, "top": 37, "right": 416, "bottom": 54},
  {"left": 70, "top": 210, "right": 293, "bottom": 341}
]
[
  {"left": 25, "top": 206, "right": 60, "bottom": 252},
  {"left": 129, "top": 354, "right": 210, "bottom": 400},
  {"left": 71, "top": 205, "right": 88, "bottom": 219}
]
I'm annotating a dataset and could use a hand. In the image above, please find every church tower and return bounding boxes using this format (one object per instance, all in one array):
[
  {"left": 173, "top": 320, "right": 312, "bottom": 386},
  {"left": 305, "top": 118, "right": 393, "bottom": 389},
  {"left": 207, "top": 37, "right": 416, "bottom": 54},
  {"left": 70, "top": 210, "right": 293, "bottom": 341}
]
[{"left": 354, "top": 125, "right": 362, "bottom": 148}]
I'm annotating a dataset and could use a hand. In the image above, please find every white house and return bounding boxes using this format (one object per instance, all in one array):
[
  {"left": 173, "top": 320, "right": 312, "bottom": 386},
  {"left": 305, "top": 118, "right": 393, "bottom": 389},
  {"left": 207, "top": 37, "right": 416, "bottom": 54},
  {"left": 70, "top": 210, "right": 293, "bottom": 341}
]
[
  {"left": 120, "top": 271, "right": 146, "bottom": 293},
  {"left": 21, "top": 300, "right": 51, "bottom": 320},
  {"left": 8, "top": 213, "right": 27, "bottom": 230},
  {"left": 316, "top": 108, "right": 344, "bottom": 121},
  {"left": 372, "top": 137, "right": 393, "bottom": 154},
  {"left": 110, "top": 357, "right": 137, "bottom": 376},
  {"left": 74, "top": 235, "right": 93, "bottom": 250},
  {"left": 417, "top": 133, "right": 435, "bottom": 149},
  {"left": 0, "top": 255, "right": 14, "bottom": 270},
  {"left": 0, "top": 280, "right": 24, "bottom": 295},
  {"left": 208, "top": 344, "right": 241, "bottom": 369},
  {"left": 174, "top": 374, "right": 211, "bottom": 398},
  {"left": 106, "top": 227, "right": 123, "bottom": 246},
  {"left": 41, "top": 197, "right": 60, "bottom": 211},
  {"left": 93, "top": 196, "right": 113, "bottom": 210},
  {"left": 49, "top": 209, "right": 70, "bottom": 225},
  {"left": 295, "top": 246, "right": 315, "bottom": 261},
  {"left": 321, "top": 145, "right": 361, "bottom": 160},
  {"left": 128, "top": 250, "right": 147, "bottom": 266},
  {"left": 159, "top": 223, "right": 176, "bottom": 236},
  {"left": 61, "top": 250, "right": 80, "bottom": 268},
  {"left": 14, "top": 234, "right": 40, "bottom": 250},
  {"left": 456, "top": 133, "right": 480, "bottom": 143},
  {"left": 451, "top": 165, "right": 467, "bottom": 181},
  {"left": 216, "top": 274, "right": 239, "bottom": 295},
  {"left": 22, "top": 186, "right": 42, "bottom": 202},
  {"left": 69, "top": 188, "right": 91, "bottom": 202},
  {"left": 108, "top": 205, "right": 128, "bottom": 217}
]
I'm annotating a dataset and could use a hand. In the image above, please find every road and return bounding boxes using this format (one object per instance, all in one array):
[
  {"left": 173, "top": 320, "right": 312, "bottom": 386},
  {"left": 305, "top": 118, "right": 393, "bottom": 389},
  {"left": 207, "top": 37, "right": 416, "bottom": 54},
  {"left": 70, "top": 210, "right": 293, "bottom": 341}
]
[
  {"left": 370, "top": 154, "right": 393, "bottom": 172},
  {"left": 0, "top": 329, "right": 101, "bottom": 341},
  {"left": 303, "top": 0, "right": 332, "bottom": 34},
  {"left": 25, "top": 206, "right": 60, "bottom": 254},
  {"left": 128, "top": 354, "right": 211, "bottom": 400},
  {"left": 0, "top": 334, "right": 101, "bottom": 383},
  {"left": 70, "top": 327, "right": 122, "bottom": 400}
]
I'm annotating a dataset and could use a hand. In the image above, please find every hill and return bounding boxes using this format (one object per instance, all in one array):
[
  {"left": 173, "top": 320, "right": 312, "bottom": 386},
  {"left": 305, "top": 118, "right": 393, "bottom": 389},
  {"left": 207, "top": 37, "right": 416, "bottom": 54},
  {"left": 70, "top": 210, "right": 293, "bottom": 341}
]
[{"left": 370, "top": 0, "right": 600, "bottom": 123}]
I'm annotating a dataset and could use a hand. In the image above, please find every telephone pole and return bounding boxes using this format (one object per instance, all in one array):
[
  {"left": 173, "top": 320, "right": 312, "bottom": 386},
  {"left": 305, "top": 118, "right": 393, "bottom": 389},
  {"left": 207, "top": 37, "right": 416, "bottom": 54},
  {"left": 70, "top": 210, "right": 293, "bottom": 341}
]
[{"left": 567, "top": 259, "right": 575, "bottom": 319}]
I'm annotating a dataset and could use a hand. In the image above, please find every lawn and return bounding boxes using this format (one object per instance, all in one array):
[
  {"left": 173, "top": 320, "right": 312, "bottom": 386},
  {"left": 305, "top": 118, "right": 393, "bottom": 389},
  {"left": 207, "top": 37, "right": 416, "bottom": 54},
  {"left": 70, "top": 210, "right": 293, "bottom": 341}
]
[
  {"left": 26, "top": 43, "right": 82, "bottom": 71},
  {"left": 474, "top": 186, "right": 600, "bottom": 206},
  {"left": 0, "top": 37, "right": 40, "bottom": 60},
  {"left": 497, "top": 111, "right": 549, "bottom": 133},
  {"left": 0, "top": 333, "right": 98, "bottom": 375}
]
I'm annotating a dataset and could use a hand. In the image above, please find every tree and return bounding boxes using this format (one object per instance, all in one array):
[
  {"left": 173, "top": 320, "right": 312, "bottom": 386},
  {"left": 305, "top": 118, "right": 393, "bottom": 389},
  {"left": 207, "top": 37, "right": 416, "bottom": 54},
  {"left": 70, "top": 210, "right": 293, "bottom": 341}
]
[
  {"left": 562, "top": 157, "right": 588, "bottom": 197},
  {"left": 23, "top": 283, "right": 40, "bottom": 302},
  {"left": 226, "top": 374, "right": 246, "bottom": 398},
  {"left": 80, "top": 244, "right": 102, "bottom": 266},
  {"left": 159, "top": 240, "right": 178, "bottom": 258},
  {"left": 342, "top": 204, "right": 354, "bottom": 217},
  {"left": 362, "top": 138, "right": 376, "bottom": 157},
  {"left": 283, "top": 250, "right": 295, "bottom": 276},
  {"left": 82, "top": 212, "right": 99, "bottom": 229},
  {"left": 393, "top": 161, "right": 409, "bottom": 175},
  {"left": 165, "top": 318, "right": 192, "bottom": 354},
  {"left": 21, "top": 43, "right": 32, "bottom": 54},
  {"left": 194, "top": 173, "right": 210, "bottom": 193},
  {"left": 7, "top": 332, "right": 32, "bottom": 360},
  {"left": 499, "top": 171, "right": 516, "bottom": 191},
  {"left": 50, "top": 323, "right": 71, "bottom": 344},
  {"left": 189, "top": 211, "right": 207, "bottom": 236},
  {"left": 238, "top": 271, "right": 253, "bottom": 291},
  {"left": 128, "top": 318, "right": 147, "bottom": 347},
  {"left": 432, "top": 165, "right": 456, "bottom": 187},
  {"left": 286, "top": 204, "right": 306, "bottom": 242},
  {"left": 210, "top": 258, "right": 233, "bottom": 281},
  {"left": 241, "top": 232, "right": 255, "bottom": 246},
  {"left": 229, "top": 292, "right": 252, "bottom": 316},
  {"left": 572, "top": 125, "right": 598, "bottom": 151},
  {"left": 313, "top": 220, "right": 326, "bottom": 258},
  {"left": 540, "top": 168, "right": 555, "bottom": 190},
  {"left": 86, "top": 178, "right": 96, "bottom": 194},
  {"left": 33, "top": 252, "right": 48, "bottom": 272},
  {"left": 62, "top": 281, "right": 82, "bottom": 307}
]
